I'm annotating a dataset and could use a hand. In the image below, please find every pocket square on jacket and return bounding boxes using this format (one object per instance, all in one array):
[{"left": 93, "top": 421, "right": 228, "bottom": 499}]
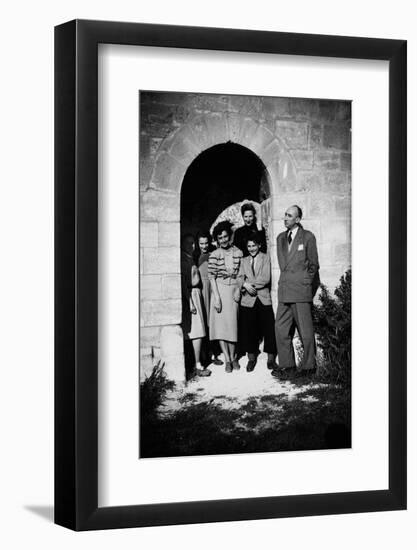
[{"left": 298, "top": 244, "right": 304, "bottom": 251}]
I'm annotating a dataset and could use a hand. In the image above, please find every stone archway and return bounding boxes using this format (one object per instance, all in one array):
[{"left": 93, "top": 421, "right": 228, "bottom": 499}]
[
  {"left": 180, "top": 142, "right": 273, "bottom": 376},
  {"left": 140, "top": 113, "right": 298, "bottom": 381},
  {"left": 146, "top": 112, "right": 296, "bottom": 197}
]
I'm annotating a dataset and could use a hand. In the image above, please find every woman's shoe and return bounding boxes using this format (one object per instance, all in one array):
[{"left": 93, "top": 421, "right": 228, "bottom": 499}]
[
  {"left": 225, "top": 362, "right": 233, "bottom": 373},
  {"left": 232, "top": 358, "right": 241, "bottom": 371},
  {"left": 196, "top": 367, "right": 211, "bottom": 377}
]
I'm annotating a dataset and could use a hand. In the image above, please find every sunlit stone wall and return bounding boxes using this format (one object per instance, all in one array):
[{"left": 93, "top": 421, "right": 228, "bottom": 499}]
[{"left": 139, "top": 93, "right": 351, "bottom": 380}]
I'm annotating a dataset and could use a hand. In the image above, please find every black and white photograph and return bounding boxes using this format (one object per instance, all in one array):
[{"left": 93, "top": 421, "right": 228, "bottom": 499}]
[
  {"left": 0, "top": 0, "right": 411, "bottom": 542},
  {"left": 139, "top": 91, "right": 352, "bottom": 458}
]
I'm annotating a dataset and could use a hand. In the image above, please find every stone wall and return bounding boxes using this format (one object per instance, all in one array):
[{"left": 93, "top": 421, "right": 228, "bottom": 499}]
[{"left": 139, "top": 92, "right": 351, "bottom": 379}]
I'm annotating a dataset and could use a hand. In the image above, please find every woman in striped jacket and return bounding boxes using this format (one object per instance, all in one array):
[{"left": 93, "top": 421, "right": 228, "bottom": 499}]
[{"left": 208, "top": 221, "right": 243, "bottom": 373}]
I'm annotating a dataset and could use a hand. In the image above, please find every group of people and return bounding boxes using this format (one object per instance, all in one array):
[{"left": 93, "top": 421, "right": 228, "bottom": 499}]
[{"left": 180, "top": 202, "right": 320, "bottom": 379}]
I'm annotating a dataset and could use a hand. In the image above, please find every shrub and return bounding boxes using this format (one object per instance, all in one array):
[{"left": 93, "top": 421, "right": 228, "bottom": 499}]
[
  {"left": 140, "top": 361, "right": 175, "bottom": 421},
  {"left": 313, "top": 269, "right": 351, "bottom": 386}
]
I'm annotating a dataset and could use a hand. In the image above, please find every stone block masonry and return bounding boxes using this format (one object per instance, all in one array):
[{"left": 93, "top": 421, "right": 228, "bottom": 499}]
[
  {"left": 139, "top": 93, "right": 351, "bottom": 381},
  {"left": 158, "top": 222, "right": 180, "bottom": 247},
  {"left": 140, "top": 222, "right": 158, "bottom": 248},
  {"left": 140, "top": 299, "right": 182, "bottom": 327},
  {"left": 140, "top": 190, "right": 180, "bottom": 222},
  {"left": 142, "top": 247, "right": 180, "bottom": 275}
]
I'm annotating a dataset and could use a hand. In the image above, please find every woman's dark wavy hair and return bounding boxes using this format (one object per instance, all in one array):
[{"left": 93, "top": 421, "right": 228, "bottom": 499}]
[
  {"left": 193, "top": 230, "right": 215, "bottom": 260},
  {"left": 240, "top": 201, "right": 258, "bottom": 225},
  {"left": 212, "top": 220, "right": 234, "bottom": 242}
]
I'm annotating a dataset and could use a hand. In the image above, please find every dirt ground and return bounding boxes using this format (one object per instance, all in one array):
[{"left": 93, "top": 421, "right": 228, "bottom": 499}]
[
  {"left": 140, "top": 351, "right": 351, "bottom": 458},
  {"left": 160, "top": 352, "right": 320, "bottom": 416}
]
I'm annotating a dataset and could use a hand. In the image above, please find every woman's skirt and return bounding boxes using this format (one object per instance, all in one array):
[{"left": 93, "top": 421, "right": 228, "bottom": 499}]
[
  {"left": 200, "top": 277, "right": 211, "bottom": 325},
  {"left": 209, "top": 282, "right": 239, "bottom": 342},
  {"left": 183, "top": 288, "right": 206, "bottom": 340}
]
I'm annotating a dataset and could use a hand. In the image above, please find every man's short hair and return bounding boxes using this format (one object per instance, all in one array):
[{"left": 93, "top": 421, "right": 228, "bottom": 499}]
[{"left": 292, "top": 205, "right": 303, "bottom": 219}]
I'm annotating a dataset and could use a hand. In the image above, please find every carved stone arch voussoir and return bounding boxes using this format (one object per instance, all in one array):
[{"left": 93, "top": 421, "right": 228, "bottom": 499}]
[{"left": 149, "top": 112, "right": 297, "bottom": 197}]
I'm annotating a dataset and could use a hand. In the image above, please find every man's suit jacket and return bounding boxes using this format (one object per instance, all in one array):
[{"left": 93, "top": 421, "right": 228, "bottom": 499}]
[
  {"left": 239, "top": 252, "right": 273, "bottom": 308},
  {"left": 277, "top": 225, "right": 320, "bottom": 303}
]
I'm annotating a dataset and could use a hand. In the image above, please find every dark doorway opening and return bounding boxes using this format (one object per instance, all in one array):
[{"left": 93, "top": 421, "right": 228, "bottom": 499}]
[
  {"left": 180, "top": 142, "right": 272, "bottom": 377},
  {"left": 180, "top": 142, "right": 270, "bottom": 237}
]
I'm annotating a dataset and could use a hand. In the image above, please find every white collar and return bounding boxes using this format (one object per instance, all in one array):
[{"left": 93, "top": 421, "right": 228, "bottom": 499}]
[
  {"left": 287, "top": 225, "right": 299, "bottom": 238},
  {"left": 287, "top": 225, "right": 299, "bottom": 249}
]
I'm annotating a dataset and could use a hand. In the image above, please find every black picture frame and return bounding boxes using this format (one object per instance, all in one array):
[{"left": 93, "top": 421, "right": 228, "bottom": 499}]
[{"left": 55, "top": 19, "right": 407, "bottom": 531}]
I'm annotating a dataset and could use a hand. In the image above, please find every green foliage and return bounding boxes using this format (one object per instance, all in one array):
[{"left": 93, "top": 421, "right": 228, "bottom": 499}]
[{"left": 313, "top": 269, "right": 351, "bottom": 386}]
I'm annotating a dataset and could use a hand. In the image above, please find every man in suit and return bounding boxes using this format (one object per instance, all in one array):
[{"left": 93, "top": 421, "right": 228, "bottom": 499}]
[{"left": 273, "top": 205, "right": 320, "bottom": 379}]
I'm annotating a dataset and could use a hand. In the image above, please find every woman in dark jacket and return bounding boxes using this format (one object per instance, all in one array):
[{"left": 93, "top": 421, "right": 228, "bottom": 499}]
[{"left": 233, "top": 201, "right": 267, "bottom": 257}]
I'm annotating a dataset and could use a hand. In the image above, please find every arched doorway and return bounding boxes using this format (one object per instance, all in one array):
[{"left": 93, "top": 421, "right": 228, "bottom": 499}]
[
  {"left": 180, "top": 142, "right": 271, "bottom": 241},
  {"left": 180, "top": 142, "right": 272, "bottom": 375}
]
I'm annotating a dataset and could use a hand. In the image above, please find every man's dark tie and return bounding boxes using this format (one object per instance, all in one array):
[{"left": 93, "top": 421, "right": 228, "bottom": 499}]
[
  {"left": 251, "top": 256, "right": 255, "bottom": 276},
  {"left": 287, "top": 231, "right": 293, "bottom": 245}
]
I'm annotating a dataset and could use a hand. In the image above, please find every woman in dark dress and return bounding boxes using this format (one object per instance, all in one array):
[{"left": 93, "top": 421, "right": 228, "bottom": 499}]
[{"left": 233, "top": 201, "right": 267, "bottom": 257}]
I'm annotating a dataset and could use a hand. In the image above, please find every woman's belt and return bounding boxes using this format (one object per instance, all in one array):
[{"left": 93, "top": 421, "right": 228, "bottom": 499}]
[{"left": 216, "top": 276, "right": 238, "bottom": 286}]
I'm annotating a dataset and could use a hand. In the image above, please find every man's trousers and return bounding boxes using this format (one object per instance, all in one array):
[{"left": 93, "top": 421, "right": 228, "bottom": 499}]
[
  {"left": 275, "top": 302, "right": 316, "bottom": 370},
  {"left": 239, "top": 298, "right": 277, "bottom": 355}
]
